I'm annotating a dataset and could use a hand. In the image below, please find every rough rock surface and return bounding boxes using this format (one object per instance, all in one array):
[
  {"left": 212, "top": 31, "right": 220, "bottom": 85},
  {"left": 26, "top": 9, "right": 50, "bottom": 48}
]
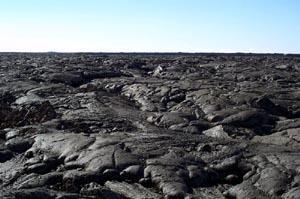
[{"left": 0, "top": 53, "right": 300, "bottom": 199}]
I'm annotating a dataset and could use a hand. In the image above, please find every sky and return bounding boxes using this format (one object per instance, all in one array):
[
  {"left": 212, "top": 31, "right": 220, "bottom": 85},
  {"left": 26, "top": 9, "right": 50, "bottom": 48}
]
[{"left": 0, "top": 0, "right": 299, "bottom": 53}]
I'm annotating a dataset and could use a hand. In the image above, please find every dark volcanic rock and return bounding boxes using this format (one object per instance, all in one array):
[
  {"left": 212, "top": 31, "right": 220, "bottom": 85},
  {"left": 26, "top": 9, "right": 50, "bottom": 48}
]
[
  {"left": 6, "top": 137, "right": 34, "bottom": 153},
  {"left": 0, "top": 101, "right": 56, "bottom": 129},
  {"left": 49, "top": 72, "right": 85, "bottom": 87},
  {"left": 0, "top": 53, "right": 299, "bottom": 199},
  {"left": 0, "top": 149, "right": 13, "bottom": 162}
]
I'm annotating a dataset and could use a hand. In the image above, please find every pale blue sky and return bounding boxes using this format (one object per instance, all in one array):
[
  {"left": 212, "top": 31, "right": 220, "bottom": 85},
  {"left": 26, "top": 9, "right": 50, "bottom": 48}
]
[{"left": 0, "top": 0, "right": 299, "bottom": 53}]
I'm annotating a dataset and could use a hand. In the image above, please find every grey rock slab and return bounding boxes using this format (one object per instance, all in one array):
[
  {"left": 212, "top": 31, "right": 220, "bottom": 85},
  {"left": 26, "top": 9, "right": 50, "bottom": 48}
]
[
  {"left": 120, "top": 165, "right": 144, "bottom": 180},
  {"left": 80, "top": 182, "right": 123, "bottom": 199},
  {"left": 282, "top": 186, "right": 300, "bottom": 199},
  {"left": 63, "top": 170, "right": 102, "bottom": 187},
  {"left": 220, "top": 109, "right": 274, "bottom": 129},
  {"left": 114, "top": 148, "right": 141, "bottom": 170},
  {"left": 122, "top": 84, "right": 157, "bottom": 111},
  {"left": 29, "top": 132, "right": 95, "bottom": 159},
  {"left": 252, "top": 128, "right": 300, "bottom": 147},
  {"left": 48, "top": 72, "right": 85, "bottom": 87},
  {"left": 155, "top": 112, "right": 190, "bottom": 128},
  {"left": 105, "top": 181, "right": 162, "bottom": 199},
  {"left": 202, "top": 125, "right": 231, "bottom": 139},
  {"left": 227, "top": 181, "right": 269, "bottom": 199},
  {"left": 78, "top": 145, "right": 115, "bottom": 172},
  {"left": 18, "top": 172, "right": 63, "bottom": 189},
  {"left": 254, "top": 166, "right": 290, "bottom": 197}
]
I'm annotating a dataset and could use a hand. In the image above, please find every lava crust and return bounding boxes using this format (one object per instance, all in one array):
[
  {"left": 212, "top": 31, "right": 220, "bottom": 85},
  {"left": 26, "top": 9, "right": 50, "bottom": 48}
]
[{"left": 0, "top": 53, "right": 300, "bottom": 199}]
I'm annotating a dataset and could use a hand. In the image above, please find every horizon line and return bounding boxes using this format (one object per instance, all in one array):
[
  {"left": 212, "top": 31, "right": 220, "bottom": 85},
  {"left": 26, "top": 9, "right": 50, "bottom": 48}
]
[{"left": 0, "top": 51, "right": 300, "bottom": 56}]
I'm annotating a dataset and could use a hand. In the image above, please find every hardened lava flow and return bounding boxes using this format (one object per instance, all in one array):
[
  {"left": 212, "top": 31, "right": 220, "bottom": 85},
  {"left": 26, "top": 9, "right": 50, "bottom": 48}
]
[{"left": 0, "top": 53, "right": 300, "bottom": 199}]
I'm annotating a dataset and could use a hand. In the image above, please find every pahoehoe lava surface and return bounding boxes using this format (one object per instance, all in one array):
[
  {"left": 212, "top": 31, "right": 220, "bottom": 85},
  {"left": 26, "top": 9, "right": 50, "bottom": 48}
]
[{"left": 0, "top": 53, "right": 300, "bottom": 199}]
